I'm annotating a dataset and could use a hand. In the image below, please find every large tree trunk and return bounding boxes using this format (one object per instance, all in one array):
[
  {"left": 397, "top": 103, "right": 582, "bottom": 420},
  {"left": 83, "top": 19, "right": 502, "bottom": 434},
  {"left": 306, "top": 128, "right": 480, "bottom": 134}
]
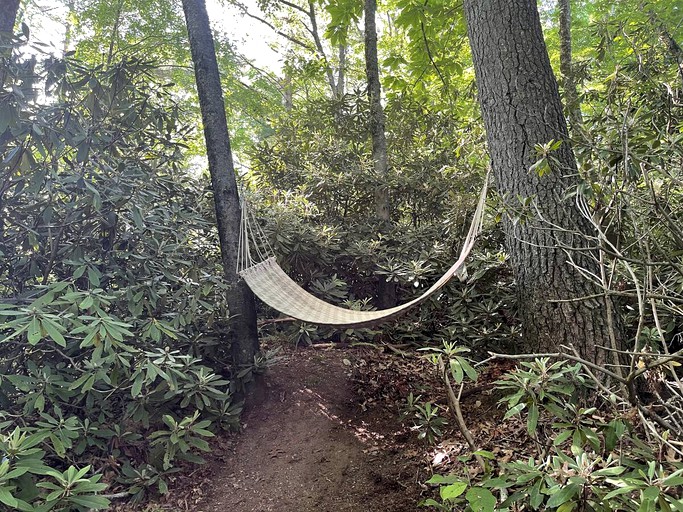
[
  {"left": 0, "top": 0, "right": 20, "bottom": 34},
  {"left": 463, "top": 0, "right": 620, "bottom": 362},
  {"left": 180, "top": 0, "right": 259, "bottom": 369},
  {"left": 364, "top": 0, "right": 395, "bottom": 308}
]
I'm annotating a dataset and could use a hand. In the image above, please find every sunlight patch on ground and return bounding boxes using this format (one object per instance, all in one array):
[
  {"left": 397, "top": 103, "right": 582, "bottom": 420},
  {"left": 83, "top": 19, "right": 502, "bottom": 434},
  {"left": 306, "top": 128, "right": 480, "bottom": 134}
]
[{"left": 293, "top": 387, "right": 387, "bottom": 447}]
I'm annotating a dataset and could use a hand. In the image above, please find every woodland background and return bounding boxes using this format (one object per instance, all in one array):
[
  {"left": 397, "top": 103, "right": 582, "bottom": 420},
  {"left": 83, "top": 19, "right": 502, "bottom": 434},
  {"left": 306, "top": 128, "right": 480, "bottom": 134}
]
[{"left": 0, "top": 0, "right": 682, "bottom": 510}]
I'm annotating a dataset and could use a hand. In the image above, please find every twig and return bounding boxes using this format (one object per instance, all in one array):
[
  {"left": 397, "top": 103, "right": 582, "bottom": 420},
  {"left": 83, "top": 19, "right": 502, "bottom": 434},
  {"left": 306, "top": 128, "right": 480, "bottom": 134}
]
[
  {"left": 487, "top": 351, "right": 625, "bottom": 384},
  {"left": 258, "top": 316, "right": 296, "bottom": 326},
  {"left": 438, "top": 358, "right": 485, "bottom": 470},
  {"left": 99, "top": 491, "right": 130, "bottom": 499}
]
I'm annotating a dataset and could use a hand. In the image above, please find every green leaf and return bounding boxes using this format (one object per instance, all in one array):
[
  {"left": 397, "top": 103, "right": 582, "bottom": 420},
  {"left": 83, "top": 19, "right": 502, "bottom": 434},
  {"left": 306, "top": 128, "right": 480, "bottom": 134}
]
[
  {"left": 557, "top": 502, "right": 576, "bottom": 512},
  {"left": 643, "top": 486, "right": 660, "bottom": 501},
  {"left": 68, "top": 495, "right": 110, "bottom": 509},
  {"left": 426, "top": 474, "right": 460, "bottom": 485},
  {"left": 530, "top": 479, "right": 544, "bottom": 509},
  {"left": 604, "top": 485, "right": 637, "bottom": 500},
  {"left": 553, "top": 430, "right": 572, "bottom": 446},
  {"left": 473, "top": 450, "right": 495, "bottom": 460},
  {"left": 87, "top": 267, "right": 100, "bottom": 287},
  {"left": 450, "top": 359, "right": 464, "bottom": 384},
  {"left": 421, "top": 499, "right": 442, "bottom": 506},
  {"left": 162, "top": 415, "right": 176, "bottom": 429},
  {"left": 158, "top": 477, "right": 168, "bottom": 494},
  {"left": 34, "top": 393, "right": 45, "bottom": 411},
  {"left": 189, "top": 438, "right": 210, "bottom": 452},
  {"left": 662, "top": 473, "right": 683, "bottom": 487},
  {"left": 527, "top": 403, "right": 539, "bottom": 435},
  {"left": 50, "top": 434, "right": 65, "bottom": 457},
  {"left": 42, "top": 319, "right": 66, "bottom": 347},
  {"left": 131, "top": 375, "right": 143, "bottom": 398},
  {"left": 28, "top": 316, "right": 42, "bottom": 345},
  {"left": 466, "top": 487, "right": 496, "bottom": 512},
  {"left": 592, "top": 466, "right": 626, "bottom": 477},
  {"left": 459, "top": 358, "right": 478, "bottom": 381},
  {"left": 69, "top": 373, "right": 94, "bottom": 391},
  {"left": 79, "top": 295, "right": 94, "bottom": 310},
  {"left": 546, "top": 484, "right": 580, "bottom": 509},
  {"left": 504, "top": 402, "right": 526, "bottom": 419},
  {"left": 0, "top": 487, "right": 18, "bottom": 508},
  {"left": 440, "top": 481, "right": 467, "bottom": 501}
]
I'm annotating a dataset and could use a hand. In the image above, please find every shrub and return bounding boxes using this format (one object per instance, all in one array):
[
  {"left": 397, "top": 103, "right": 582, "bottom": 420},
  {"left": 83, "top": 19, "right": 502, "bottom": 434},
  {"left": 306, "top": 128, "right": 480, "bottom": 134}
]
[{"left": 0, "top": 34, "right": 250, "bottom": 502}]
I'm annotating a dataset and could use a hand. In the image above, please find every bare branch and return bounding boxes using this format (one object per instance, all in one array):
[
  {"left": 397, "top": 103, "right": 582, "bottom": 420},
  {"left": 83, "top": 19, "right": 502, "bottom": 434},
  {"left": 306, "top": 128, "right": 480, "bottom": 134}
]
[{"left": 232, "top": 2, "right": 316, "bottom": 53}]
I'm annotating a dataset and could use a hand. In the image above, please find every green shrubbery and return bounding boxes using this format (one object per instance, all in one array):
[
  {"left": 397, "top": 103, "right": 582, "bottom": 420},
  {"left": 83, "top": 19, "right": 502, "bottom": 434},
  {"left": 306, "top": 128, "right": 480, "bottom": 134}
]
[
  {"left": 423, "top": 358, "right": 683, "bottom": 511},
  {"left": 0, "top": 35, "right": 255, "bottom": 507},
  {"left": 248, "top": 93, "right": 519, "bottom": 350}
]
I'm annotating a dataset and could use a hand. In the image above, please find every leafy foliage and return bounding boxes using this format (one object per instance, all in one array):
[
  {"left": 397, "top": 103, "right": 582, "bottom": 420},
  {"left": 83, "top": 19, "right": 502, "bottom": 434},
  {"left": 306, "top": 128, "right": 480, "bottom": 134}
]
[
  {"left": 248, "top": 92, "right": 517, "bottom": 349},
  {"left": 0, "top": 34, "right": 253, "bottom": 504},
  {"left": 424, "top": 360, "right": 683, "bottom": 512}
]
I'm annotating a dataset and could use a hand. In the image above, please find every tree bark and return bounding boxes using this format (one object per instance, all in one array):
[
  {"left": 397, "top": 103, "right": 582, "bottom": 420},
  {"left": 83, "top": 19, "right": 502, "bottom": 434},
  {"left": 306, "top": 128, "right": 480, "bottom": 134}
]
[
  {"left": 307, "top": 0, "right": 339, "bottom": 98},
  {"left": 463, "top": 0, "right": 620, "bottom": 362},
  {"left": 337, "top": 43, "right": 346, "bottom": 98},
  {"left": 646, "top": 8, "right": 683, "bottom": 90},
  {"left": 364, "top": 0, "right": 395, "bottom": 308},
  {"left": 63, "top": 0, "right": 74, "bottom": 54},
  {"left": 558, "top": 0, "right": 582, "bottom": 130},
  {"left": 0, "top": 0, "right": 20, "bottom": 34},
  {"left": 106, "top": 0, "right": 124, "bottom": 67},
  {"left": 180, "top": 0, "right": 259, "bottom": 368}
]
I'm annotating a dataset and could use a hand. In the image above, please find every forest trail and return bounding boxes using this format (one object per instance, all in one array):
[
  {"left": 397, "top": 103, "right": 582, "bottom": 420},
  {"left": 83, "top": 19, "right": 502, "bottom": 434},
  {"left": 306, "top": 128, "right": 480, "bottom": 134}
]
[{"left": 196, "top": 347, "right": 423, "bottom": 512}]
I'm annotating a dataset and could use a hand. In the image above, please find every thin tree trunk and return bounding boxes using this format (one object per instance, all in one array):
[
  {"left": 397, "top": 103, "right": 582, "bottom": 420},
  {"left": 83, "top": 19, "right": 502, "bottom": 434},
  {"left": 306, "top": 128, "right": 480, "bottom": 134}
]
[
  {"left": 106, "top": 0, "right": 124, "bottom": 67},
  {"left": 307, "top": 0, "right": 338, "bottom": 97},
  {"left": 63, "top": 0, "right": 74, "bottom": 55},
  {"left": 337, "top": 43, "right": 346, "bottom": 98},
  {"left": 0, "top": 0, "right": 20, "bottom": 34},
  {"left": 180, "top": 0, "right": 259, "bottom": 369},
  {"left": 558, "top": 0, "right": 582, "bottom": 130},
  {"left": 364, "top": 0, "right": 395, "bottom": 308},
  {"left": 283, "top": 72, "right": 293, "bottom": 111},
  {"left": 463, "top": 0, "right": 620, "bottom": 362},
  {"left": 647, "top": 8, "right": 683, "bottom": 90}
]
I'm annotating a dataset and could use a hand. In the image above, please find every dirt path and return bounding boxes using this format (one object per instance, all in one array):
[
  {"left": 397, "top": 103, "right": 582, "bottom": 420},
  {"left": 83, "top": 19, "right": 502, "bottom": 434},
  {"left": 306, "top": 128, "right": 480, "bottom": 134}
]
[{"left": 196, "top": 348, "right": 422, "bottom": 512}]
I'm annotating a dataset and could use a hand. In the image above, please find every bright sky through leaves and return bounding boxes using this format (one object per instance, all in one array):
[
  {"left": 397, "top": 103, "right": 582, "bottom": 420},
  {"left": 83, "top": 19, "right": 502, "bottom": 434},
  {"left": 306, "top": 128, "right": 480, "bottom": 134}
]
[{"left": 22, "top": 0, "right": 281, "bottom": 71}]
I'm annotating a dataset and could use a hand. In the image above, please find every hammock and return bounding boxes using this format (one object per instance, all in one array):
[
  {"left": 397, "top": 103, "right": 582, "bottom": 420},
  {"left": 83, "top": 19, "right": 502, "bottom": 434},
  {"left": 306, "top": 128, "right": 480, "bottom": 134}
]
[{"left": 237, "top": 178, "right": 488, "bottom": 328}]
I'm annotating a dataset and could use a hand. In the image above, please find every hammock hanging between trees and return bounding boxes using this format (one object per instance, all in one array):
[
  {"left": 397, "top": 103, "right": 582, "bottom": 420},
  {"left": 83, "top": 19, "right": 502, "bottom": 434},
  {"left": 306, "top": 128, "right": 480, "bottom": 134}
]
[{"left": 237, "top": 177, "right": 489, "bottom": 329}]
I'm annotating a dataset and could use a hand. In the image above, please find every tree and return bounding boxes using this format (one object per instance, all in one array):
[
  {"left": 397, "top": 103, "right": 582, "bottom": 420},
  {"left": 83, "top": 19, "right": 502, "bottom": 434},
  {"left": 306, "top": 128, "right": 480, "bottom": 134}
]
[
  {"left": 463, "top": 0, "right": 620, "bottom": 361},
  {"left": 558, "top": 0, "right": 582, "bottom": 130},
  {"left": 0, "top": 0, "right": 20, "bottom": 34},
  {"left": 236, "top": 0, "right": 350, "bottom": 99},
  {"left": 180, "top": 0, "right": 259, "bottom": 369},
  {"left": 364, "top": 0, "right": 395, "bottom": 307}
]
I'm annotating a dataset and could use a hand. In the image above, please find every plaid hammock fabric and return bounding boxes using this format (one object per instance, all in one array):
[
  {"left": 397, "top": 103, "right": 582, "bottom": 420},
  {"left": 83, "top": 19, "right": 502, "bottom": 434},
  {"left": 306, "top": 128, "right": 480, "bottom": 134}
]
[{"left": 238, "top": 178, "right": 488, "bottom": 328}]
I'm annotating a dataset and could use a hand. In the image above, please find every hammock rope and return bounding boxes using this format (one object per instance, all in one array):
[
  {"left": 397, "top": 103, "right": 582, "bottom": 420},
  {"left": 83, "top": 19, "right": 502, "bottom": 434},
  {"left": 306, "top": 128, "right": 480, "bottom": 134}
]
[{"left": 238, "top": 176, "right": 489, "bottom": 328}]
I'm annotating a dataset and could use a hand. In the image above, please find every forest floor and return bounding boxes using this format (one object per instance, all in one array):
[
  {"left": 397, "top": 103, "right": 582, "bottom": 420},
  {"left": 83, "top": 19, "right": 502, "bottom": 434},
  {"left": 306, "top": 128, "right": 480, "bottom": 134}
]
[{"left": 140, "top": 343, "right": 518, "bottom": 512}]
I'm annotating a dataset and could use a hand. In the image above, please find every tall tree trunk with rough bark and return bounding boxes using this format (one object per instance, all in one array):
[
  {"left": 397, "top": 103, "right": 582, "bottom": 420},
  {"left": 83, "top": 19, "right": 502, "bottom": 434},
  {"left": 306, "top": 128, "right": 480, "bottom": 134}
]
[
  {"left": 0, "top": 0, "right": 20, "bottom": 34},
  {"left": 180, "top": 0, "right": 259, "bottom": 369},
  {"left": 463, "top": 0, "right": 620, "bottom": 362},
  {"left": 364, "top": 0, "right": 395, "bottom": 308},
  {"left": 558, "top": 0, "right": 582, "bottom": 130}
]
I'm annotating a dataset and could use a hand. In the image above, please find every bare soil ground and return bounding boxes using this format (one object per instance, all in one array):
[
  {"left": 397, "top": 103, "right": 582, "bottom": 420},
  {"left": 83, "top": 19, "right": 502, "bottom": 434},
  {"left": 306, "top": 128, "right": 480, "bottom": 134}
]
[
  {"left": 140, "top": 344, "right": 515, "bottom": 512},
  {"left": 195, "top": 347, "right": 426, "bottom": 512}
]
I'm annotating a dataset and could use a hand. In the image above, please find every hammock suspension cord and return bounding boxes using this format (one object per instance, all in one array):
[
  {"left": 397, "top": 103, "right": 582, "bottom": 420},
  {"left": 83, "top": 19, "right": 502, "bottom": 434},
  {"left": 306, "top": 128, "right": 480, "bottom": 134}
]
[{"left": 237, "top": 194, "right": 274, "bottom": 273}]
